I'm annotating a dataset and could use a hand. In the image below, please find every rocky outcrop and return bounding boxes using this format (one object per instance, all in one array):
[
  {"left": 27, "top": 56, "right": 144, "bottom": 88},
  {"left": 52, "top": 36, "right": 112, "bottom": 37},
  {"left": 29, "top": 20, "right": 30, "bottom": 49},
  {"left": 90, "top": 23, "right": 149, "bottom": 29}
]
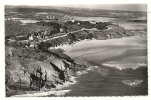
[{"left": 5, "top": 46, "right": 78, "bottom": 92}]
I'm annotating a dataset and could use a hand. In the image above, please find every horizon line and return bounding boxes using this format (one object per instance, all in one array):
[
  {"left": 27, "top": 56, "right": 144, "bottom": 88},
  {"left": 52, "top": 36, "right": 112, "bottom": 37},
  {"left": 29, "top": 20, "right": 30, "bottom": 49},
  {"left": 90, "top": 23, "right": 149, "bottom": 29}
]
[{"left": 5, "top": 4, "right": 147, "bottom": 12}]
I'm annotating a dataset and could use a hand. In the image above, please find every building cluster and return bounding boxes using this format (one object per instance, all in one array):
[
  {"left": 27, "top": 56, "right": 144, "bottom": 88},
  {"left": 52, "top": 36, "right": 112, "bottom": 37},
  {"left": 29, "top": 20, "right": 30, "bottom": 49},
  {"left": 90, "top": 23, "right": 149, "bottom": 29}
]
[
  {"left": 35, "top": 15, "right": 57, "bottom": 20},
  {"left": 58, "top": 15, "right": 75, "bottom": 21},
  {"left": 35, "top": 14, "right": 75, "bottom": 22}
]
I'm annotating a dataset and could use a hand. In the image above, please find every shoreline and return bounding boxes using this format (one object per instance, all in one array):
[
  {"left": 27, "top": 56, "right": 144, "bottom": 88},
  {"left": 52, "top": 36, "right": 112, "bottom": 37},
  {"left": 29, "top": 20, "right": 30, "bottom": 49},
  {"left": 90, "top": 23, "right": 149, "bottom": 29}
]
[
  {"left": 63, "top": 64, "right": 148, "bottom": 96},
  {"left": 9, "top": 62, "right": 97, "bottom": 97},
  {"left": 53, "top": 34, "right": 147, "bottom": 50},
  {"left": 10, "top": 62, "right": 148, "bottom": 97},
  {"left": 8, "top": 35, "right": 147, "bottom": 97}
]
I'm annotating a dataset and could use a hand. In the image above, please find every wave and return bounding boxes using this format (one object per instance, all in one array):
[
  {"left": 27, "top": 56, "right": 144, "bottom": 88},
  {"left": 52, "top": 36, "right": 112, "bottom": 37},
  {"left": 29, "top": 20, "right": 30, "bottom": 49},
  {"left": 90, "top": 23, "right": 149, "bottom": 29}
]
[
  {"left": 87, "top": 66, "right": 98, "bottom": 70},
  {"left": 76, "top": 65, "right": 98, "bottom": 76},
  {"left": 11, "top": 90, "right": 71, "bottom": 97},
  {"left": 51, "top": 65, "right": 98, "bottom": 91},
  {"left": 122, "top": 80, "right": 143, "bottom": 87},
  {"left": 76, "top": 71, "right": 88, "bottom": 76},
  {"left": 54, "top": 76, "right": 77, "bottom": 90},
  {"left": 102, "top": 62, "right": 147, "bottom": 70}
]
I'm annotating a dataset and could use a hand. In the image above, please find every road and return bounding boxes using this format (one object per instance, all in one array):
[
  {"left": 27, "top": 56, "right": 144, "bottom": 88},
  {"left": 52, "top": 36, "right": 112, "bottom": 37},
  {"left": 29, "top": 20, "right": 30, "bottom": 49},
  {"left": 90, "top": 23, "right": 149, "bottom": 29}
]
[{"left": 42, "top": 28, "right": 100, "bottom": 42}]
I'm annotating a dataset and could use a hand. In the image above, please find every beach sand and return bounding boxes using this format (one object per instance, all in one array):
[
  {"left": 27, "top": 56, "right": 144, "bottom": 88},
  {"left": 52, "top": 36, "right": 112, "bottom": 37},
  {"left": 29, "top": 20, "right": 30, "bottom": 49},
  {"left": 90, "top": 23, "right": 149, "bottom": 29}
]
[{"left": 58, "top": 35, "right": 147, "bottom": 70}]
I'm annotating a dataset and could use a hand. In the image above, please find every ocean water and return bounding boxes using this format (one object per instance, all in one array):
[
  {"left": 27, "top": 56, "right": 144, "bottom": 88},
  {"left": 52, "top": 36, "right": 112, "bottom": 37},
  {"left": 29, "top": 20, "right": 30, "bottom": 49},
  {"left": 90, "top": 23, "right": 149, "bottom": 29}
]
[
  {"left": 63, "top": 65, "right": 148, "bottom": 96},
  {"left": 55, "top": 35, "right": 148, "bottom": 96},
  {"left": 62, "top": 50, "right": 148, "bottom": 96}
]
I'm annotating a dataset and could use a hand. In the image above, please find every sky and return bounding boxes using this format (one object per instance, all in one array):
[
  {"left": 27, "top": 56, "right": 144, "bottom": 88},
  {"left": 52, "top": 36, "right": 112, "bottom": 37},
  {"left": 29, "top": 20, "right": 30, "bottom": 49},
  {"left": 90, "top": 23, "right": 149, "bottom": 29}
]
[{"left": 50, "top": 4, "right": 147, "bottom": 12}]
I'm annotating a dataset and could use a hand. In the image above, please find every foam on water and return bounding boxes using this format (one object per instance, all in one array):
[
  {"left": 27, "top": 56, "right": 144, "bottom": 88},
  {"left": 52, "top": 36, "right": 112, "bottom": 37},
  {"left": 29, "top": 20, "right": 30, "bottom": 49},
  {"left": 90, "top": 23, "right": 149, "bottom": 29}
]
[
  {"left": 87, "top": 66, "right": 98, "bottom": 70},
  {"left": 76, "top": 66, "right": 98, "bottom": 76},
  {"left": 102, "top": 62, "right": 147, "bottom": 70},
  {"left": 76, "top": 71, "right": 88, "bottom": 76},
  {"left": 54, "top": 77, "right": 77, "bottom": 90},
  {"left": 11, "top": 90, "right": 71, "bottom": 97},
  {"left": 11, "top": 79, "right": 75, "bottom": 97},
  {"left": 122, "top": 80, "right": 143, "bottom": 87},
  {"left": 54, "top": 65, "right": 98, "bottom": 91}
]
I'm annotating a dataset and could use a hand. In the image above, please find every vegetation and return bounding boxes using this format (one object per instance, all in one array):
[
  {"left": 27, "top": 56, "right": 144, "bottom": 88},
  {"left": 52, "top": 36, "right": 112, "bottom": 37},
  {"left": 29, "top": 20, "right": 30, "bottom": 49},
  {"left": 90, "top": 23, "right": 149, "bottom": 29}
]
[
  {"left": 65, "top": 21, "right": 113, "bottom": 32},
  {"left": 5, "top": 20, "right": 48, "bottom": 36},
  {"left": 35, "top": 21, "right": 63, "bottom": 35}
]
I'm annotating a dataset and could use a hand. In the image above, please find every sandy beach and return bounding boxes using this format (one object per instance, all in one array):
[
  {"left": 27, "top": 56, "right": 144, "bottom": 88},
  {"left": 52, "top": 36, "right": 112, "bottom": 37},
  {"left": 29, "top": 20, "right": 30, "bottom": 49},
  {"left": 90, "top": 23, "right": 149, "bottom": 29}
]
[{"left": 57, "top": 35, "right": 147, "bottom": 70}]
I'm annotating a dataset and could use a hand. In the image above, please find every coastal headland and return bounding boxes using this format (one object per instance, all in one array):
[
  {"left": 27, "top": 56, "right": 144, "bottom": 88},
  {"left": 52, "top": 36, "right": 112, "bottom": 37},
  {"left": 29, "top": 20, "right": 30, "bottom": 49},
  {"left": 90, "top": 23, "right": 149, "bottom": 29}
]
[{"left": 5, "top": 6, "right": 147, "bottom": 97}]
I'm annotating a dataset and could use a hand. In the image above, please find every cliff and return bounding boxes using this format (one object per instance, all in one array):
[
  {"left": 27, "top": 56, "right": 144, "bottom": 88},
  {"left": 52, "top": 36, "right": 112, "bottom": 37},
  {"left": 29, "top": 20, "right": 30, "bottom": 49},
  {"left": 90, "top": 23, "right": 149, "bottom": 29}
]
[{"left": 5, "top": 45, "right": 86, "bottom": 95}]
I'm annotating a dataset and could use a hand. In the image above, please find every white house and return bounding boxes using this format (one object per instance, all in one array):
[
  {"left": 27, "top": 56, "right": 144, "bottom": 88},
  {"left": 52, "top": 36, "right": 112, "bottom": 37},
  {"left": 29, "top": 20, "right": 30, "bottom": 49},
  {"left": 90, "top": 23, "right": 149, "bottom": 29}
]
[
  {"left": 90, "top": 21, "right": 96, "bottom": 24},
  {"left": 28, "top": 35, "right": 33, "bottom": 40},
  {"left": 71, "top": 20, "right": 75, "bottom": 23},
  {"left": 77, "top": 22, "right": 80, "bottom": 25}
]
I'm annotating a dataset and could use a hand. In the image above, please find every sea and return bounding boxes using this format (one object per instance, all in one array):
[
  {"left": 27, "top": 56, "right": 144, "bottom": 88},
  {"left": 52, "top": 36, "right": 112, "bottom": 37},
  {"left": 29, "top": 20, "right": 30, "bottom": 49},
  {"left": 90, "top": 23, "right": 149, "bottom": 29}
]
[
  {"left": 56, "top": 33, "right": 147, "bottom": 96},
  {"left": 62, "top": 63, "right": 148, "bottom": 96}
]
